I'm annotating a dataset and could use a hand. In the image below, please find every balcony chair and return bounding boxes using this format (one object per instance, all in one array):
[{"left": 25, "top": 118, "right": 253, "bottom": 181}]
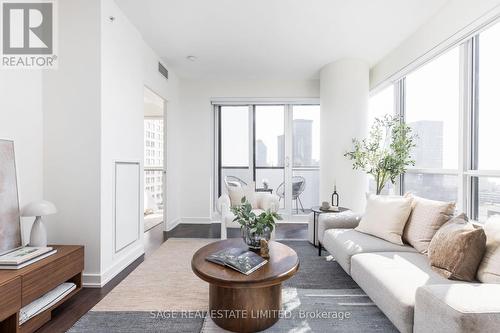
[{"left": 276, "top": 176, "right": 306, "bottom": 214}]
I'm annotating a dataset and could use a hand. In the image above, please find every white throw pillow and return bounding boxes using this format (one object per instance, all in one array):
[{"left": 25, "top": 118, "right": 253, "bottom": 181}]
[
  {"left": 355, "top": 194, "right": 413, "bottom": 245},
  {"left": 477, "top": 215, "right": 500, "bottom": 283},
  {"left": 226, "top": 181, "right": 257, "bottom": 208}
]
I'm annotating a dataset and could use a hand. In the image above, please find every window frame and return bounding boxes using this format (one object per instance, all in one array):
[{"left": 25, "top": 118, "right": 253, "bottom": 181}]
[{"left": 380, "top": 19, "right": 500, "bottom": 222}]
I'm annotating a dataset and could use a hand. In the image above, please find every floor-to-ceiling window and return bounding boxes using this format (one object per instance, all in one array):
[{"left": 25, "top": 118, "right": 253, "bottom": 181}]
[
  {"left": 367, "top": 85, "right": 396, "bottom": 194},
  {"left": 376, "top": 19, "right": 500, "bottom": 222},
  {"left": 254, "top": 105, "right": 286, "bottom": 209},
  {"left": 403, "top": 47, "right": 460, "bottom": 203},
  {"left": 291, "top": 105, "right": 320, "bottom": 211},
  {"left": 216, "top": 103, "right": 320, "bottom": 216},
  {"left": 219, "top": 106, "right": 251, "bottom": 194},
  {"left": 471, "top": 21, "right": 500, "bottom": 221}
]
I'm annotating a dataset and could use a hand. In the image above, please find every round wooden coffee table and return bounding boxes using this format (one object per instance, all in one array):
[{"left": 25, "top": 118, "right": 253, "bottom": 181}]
[{"left": 191, "top": 239, "right": 299, "bottom": 333}]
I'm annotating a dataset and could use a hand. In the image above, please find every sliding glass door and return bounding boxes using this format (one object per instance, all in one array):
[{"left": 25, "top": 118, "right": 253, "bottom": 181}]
[
  {"left": 219, "top": 106, "right": 251, "bottom": 195},
  {"left": 254, "top": 106, "right": 286, "bottom": 209},
  {"left": 217, "top": 103, "right": 320, "bottom": 217},
  {"left": 291, "top": 105, "right": 320, "bottom": 212}
]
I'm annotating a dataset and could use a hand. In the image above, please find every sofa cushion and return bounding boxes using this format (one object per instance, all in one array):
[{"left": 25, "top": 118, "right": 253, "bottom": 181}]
[
  {"left": 428, "top": 214, "right": 486, "bottom": 281},
  {"left": 403, "top": 194, "right": 455, "bottom": 253},
  {"left": 415, "top": 284, "right": 500, "bottom": 333},
  {"left": 226, "top": 181, "right": 257, "bottom": 208},
  {"left": 350, "top": 252, "right": 458, "bottom": 333},
  {"left": 322, "top": 229, "right": 416, "bottom": 274},
  {"left": 317, "top": 211, "right": 362, "bottom": 243},
  {"left": 477, "top": 215, "right": 500, "bottom": 283},
  {"left": 355, "top": 194, "right": 413, "bottom": 245}
]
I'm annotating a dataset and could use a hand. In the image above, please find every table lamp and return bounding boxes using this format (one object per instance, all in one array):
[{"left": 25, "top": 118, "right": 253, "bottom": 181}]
[{"left": 21, "top": 200, "right": 57, "bottom": 247}]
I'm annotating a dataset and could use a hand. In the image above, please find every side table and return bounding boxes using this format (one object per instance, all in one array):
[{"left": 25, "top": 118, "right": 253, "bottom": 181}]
[{"left": 311, "top": 206, "right": 349, "bottom": 256}]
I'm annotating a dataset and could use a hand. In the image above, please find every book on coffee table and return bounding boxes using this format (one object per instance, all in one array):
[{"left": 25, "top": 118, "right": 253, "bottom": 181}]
[{"left": 206, "top": 248, "right": 268, "bottom": 275}]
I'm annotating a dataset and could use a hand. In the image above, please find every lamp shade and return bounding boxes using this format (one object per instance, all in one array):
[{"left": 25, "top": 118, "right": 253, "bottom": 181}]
[{"left": 21, "top": 200, "right": 57, "bottom": 217}]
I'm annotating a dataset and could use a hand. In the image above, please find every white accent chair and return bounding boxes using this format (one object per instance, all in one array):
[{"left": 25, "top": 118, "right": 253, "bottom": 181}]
[{"left": 217, "top": 192, "right": 280, "bottom": 240}]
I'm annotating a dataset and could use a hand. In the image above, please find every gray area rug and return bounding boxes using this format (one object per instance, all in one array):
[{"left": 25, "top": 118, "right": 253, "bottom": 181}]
[
  {"left": 202, "top": 288, "right": 397, "bottom": 333},
  {"left": 68, "top": 311, "right": 204, "bottom": 333},
  {"left": 69, "top": 240, "right": 397, "bottom": 332}
]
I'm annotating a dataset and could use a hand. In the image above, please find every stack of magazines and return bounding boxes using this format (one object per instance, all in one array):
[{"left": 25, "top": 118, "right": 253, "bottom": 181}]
[{"left": 0, "top": 247, "right": 57, "bottom": 270}]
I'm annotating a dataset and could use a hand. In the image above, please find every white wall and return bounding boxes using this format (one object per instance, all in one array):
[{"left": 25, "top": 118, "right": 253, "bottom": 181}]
[
  {"left": 143, "top": 47, "right": 183, "bottom": 230},
  {"left": 98, "top": 0, "right": 183, "bottom": 285},
  {"left": 178, "top": 79, "right": 319, "bottom": 223},
  {"left": 99, "top": 0, "right": 146, "bottom": 285},
  {"left": 320, "top": 59, "right": 369, "bottom": 212},
  {"left": 43, "top": 0, "right": 102, "bottom": 279},
  {"left": 42, "top": 0, "right": 181, "bottom": 287},
  {"left": 0, "top": 71, "right": 43, "bottom": 243},
  {"left": 371, "top": 0, "right": 500, "bottom": 89}
]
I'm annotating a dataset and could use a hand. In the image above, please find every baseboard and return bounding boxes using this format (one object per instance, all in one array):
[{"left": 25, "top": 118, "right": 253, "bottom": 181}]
[
  {"left": 166, "top": 217, "right": 181, "bottom": 231},
  {"left": 82, "top": 244, "right": 144, "bottom": 288},
  {"left": 179, "top": 217, "right": 213, "bottom": 224}
]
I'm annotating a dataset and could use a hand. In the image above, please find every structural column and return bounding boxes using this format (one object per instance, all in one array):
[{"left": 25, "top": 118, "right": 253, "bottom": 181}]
[{"left": 320, "top": 59, "right": 369, "bottom": 212}]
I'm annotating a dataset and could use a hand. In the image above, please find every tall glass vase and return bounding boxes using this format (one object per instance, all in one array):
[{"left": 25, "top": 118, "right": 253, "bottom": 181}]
[{"left": 241, "top": 226, "right": 271, "bottom": 249}]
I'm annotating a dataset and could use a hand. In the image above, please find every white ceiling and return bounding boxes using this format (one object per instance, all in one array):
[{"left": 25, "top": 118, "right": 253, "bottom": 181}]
[{"left": 116, "top": 0, "right": 449, "bottom": 80}]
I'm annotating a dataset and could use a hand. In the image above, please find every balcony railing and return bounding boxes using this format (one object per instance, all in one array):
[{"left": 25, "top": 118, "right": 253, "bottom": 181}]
[{"left": 220, "top": 166, "right": 319, "bottom": 214}]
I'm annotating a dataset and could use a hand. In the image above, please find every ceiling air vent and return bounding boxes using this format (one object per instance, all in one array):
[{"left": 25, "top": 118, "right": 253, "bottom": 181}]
[{"left": 158, "top": 62, "right": 168, "bottom": 80}]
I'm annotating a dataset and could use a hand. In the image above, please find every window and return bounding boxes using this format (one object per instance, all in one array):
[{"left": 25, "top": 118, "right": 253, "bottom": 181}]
[
  {"left": 403, "top": 47, "right": 460, "bottom": 203},
  {"left": 405, "top": 47, "right": 460, "bottom": 170},
  {"left": 216, "top": 103, "right": 320, "bottom": 215},
  {"left": 477, "top": 23, "right": 500, "bottom": 170},
  {"left": 144, "top": 118, "right": 164, "bottom": 207},
  {"left": 368, "top": 85, "right": 394, "bottom": 129},
  {"left": 221, "top": 106, "right": 249, "bottom": 167},
  {"left": 368, "top": 86, "right": 396, "bottom": 194},
  {"left": 404, "top": 173, "right": 458, "bottom": 202},
  {"left": 467, "top": 21, "right": 500, "bottom": 221},
  {"left": 375, "top": 20, "right": 500, "bottom": 221}
]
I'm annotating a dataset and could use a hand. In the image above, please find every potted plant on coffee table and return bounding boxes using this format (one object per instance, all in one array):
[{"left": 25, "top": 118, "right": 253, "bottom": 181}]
[{"left": 230, "top": 197, "right": 282, "bottom": 249}]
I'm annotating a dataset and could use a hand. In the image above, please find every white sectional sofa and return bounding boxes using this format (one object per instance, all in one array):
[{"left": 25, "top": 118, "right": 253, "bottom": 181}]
[{"left": 319, "top": 214, "right": 500, "bottom": 333}]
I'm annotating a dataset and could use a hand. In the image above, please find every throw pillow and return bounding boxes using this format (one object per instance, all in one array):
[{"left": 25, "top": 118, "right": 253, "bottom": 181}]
[
  {"left": 477, "top": 215, "right": 500, "bottom": 283},
  {"left": 428, "top": 214, "right": 486, "bottom": 281},
  {"left": 226, "top": 181, "right": 257, "bottom": 208},
  {"left": 355, "top": 194, "right": 413, "bottom": 245},
  {"left": 403, "top": 193, "right": 455, "bottom": 253}
]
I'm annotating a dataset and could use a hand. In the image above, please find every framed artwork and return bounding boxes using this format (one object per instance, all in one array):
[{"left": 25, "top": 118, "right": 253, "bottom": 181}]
[{"left": 0, "top": 139, "right": 22, "bottom": 255}]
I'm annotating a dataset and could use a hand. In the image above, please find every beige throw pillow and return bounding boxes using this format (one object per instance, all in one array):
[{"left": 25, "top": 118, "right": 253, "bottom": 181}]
[
  {"left": 355, "top": 194, "right": 413, "bottom": 245},
  {"left": 403, "top": 193, "right": 455, "bottom": 253},
  {"left": 226, "top": 181, "right": 256, "bottom": 208},
  {"left": 477, "top": 215, "right": 500, "bottom": 283},
  {"left": 428, "top": 214, "right": 486, "bottom": 282}
]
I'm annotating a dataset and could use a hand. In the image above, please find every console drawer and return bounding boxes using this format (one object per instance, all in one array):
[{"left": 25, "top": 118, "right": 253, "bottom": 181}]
[
  {"left": 0, "top": 276, "right": 21, "bottom": 321},
  {"left": 21, "top": 247, "right": 84, "bottom": 306}
]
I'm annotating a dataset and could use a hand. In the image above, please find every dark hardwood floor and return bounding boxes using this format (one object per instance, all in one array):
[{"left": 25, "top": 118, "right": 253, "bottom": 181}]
[
  {"left": 36, "top": 222, "right": 308, "bottom": 332},
  {"left": 36, "top": 224, "right": 167, "bottom": 333},
  {"left": 165, "top": 222, "right": 308, "bottom": 240}
]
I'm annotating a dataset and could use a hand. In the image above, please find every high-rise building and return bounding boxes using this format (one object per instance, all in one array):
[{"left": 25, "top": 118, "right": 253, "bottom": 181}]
[
  {"left": 277, "top": 134, "right": 285, "bottom": 166},
  {"left": 276, "top": 119, "right": 315, "bottom": 167},
  {"left": 144, "top": 119, "right": 164, "bottom": 207},
  {"left": 293, "top": 119, "right": 313, "bottom": 166},
  {"left": 409, "top": 120, "right": 443, "bottom": 169},
  {"left": 255, "top": 139, "right": 268, "bottom": 166}
]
